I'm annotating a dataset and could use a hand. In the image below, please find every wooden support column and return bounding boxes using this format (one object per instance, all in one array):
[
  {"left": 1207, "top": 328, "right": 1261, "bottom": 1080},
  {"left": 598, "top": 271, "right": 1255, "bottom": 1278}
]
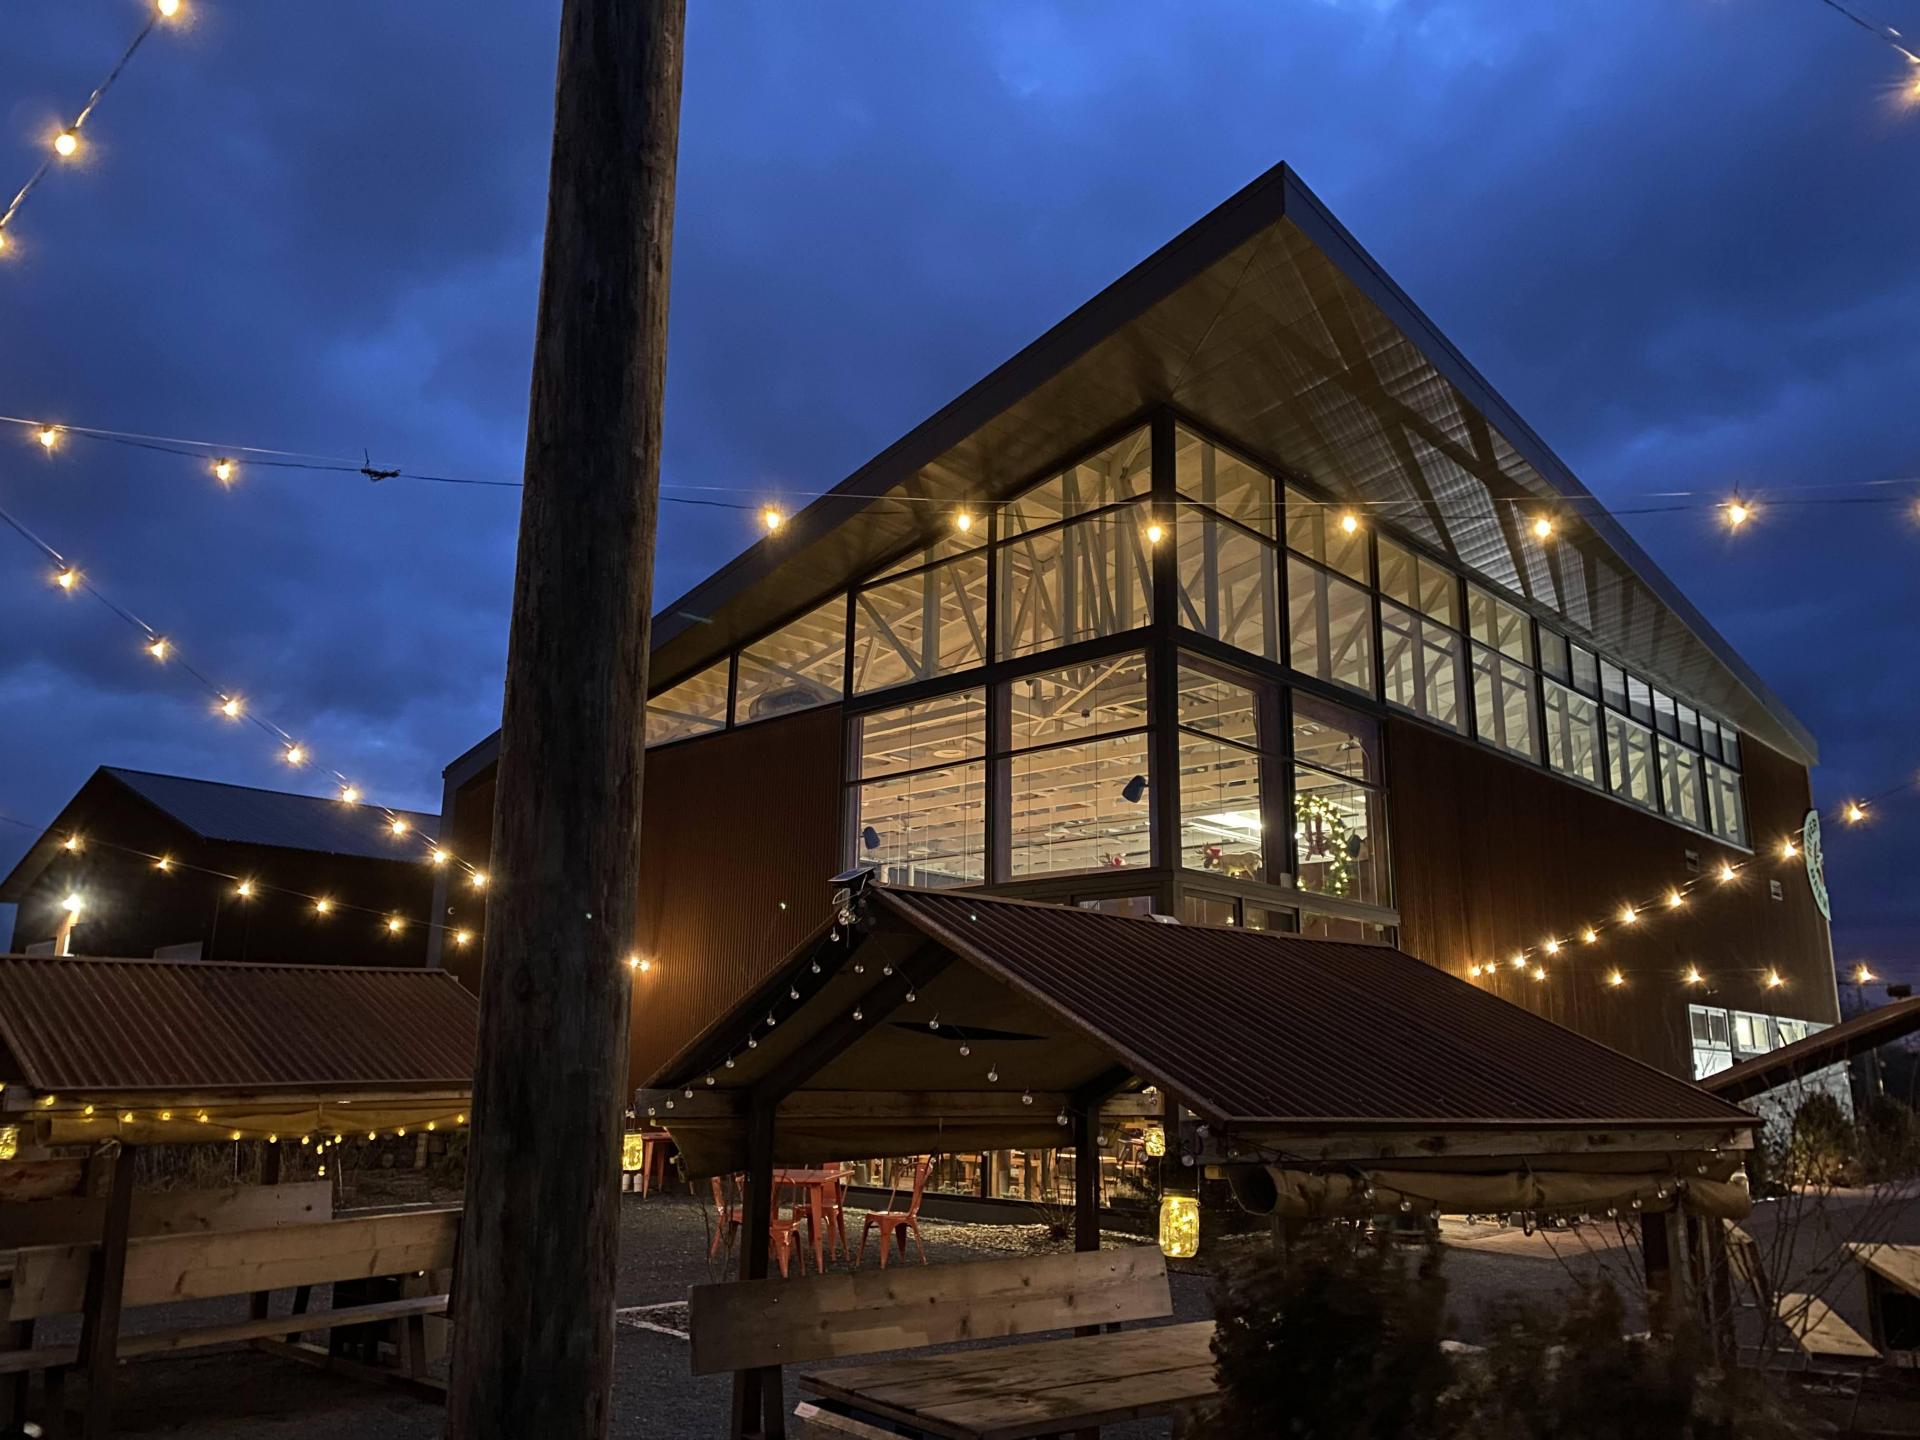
[
  {"left": 447, "top": 4, "right": 684, "bottom": 1439},
  {"left": 249, "top": 1141, "right": 282, "bottom": 1322},
  {"left": 74, "top": 1142, "right": 135, "bottom": 1440},
  {"left": 1640, "top": 1211, "right": 1672, "bottom": 1332},
  {"left": 730, "top": 1104, "right": 782, "bottom": 1440}
]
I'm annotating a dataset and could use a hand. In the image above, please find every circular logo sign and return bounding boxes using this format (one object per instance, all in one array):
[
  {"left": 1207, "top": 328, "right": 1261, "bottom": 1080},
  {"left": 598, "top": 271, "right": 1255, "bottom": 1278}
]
[{"left": 1802, "top": 809, "right": 1830, "bottom": 922}]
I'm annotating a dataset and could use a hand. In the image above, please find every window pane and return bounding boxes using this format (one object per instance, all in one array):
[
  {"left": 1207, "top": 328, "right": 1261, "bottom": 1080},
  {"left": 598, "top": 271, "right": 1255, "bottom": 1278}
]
[
  {"left": 1176, "top": 515, "right": 1279, "bottom": 661},
  {"left": 1467, "top": 586, "right": 1533, "bottom": 664},
  {"left": 1245, "top": 905, "right": 1296, "bottom": 933},
  {"left": 1178, "top": 732, "right": 1264, "bottom": 879},
  {"left": 1721, "top": 728, "right": 1742, "bottom": 769},
  {"left": 1543, "top": 679, "right": 1601, "bottom": 786},
  {"left": 1700, "top": 716, "right": 1722, "bottom": 762},
  {"left": 646, "top": 662, "right": 730, "bottom": 746},
  {"left": 1293, "top": 764, "right": 1386, "bottom": 906},
  {"left": 1704, "top": 759, "right": 1746, "bottom": 846},
  {"left": 853, "top": 690, "right": 986, "bottom": 779},
  {"left": 1538, "top": 629, "right": 1570, "bottom": 683},
  {"left": 1284, "top": 487, "right": 1368, "bottom": 582},
  {"left": 1626, "top": 674, "right": 1653, "bottom": 725},
  {"left": 1175, "top": 428, "right": 1274, "bottom": 537},
  {"left": 1677, "top": 702, "right": 1700, "bottom": 750},
  {"left": 1605, "top": 711, "right": 1657, "bottom": 810},
  {"left": 1380, "top": 601, "right": 1464, "bottom": 732},
  {"left": 1008, "top": 653, "right": 1148, "bottom": 752},
  {"left": 735, "top": 598, "right": 846, "bottom": 724},
  {"left": 1177, "top": 664, "right": 1261, "bottom": 750},
  {"left": 1600, "top": 659, "right": 1627, "bottom": 712},
  {"left": 853, "top": 554, "right": 987, "bottom": 693},
  {"left": 1471, "top": 645, "right": 1537, "bottom": 759},
  {"left": 1007, "top": 732, "right": 1152, "bottom": 877},
  {"left": 855, "top": 762, "right": 985, "bottom": 888},
  {"left": 1298, "top": 911, "right": 1388, "bottom": 942},
  {"left": 1288, "top": 557, "right": 1375, "bottom": 695},
  {"left": 998, "top": 511, "right": 1151, "bottom": 659},
  {"left": 1377, "top": 538, "right": 1458, "bottom": 628},
  {"left": 1570, "top": 644, "right": 1600, "bottom": 698},
  {"left": 1004, "top": 429, "right": 1150, "bottom": 536},
  {"left": 1182, "top": 894, "right": 1237, "bottom": 927},
  {"left": 1077, "top": 895, "right": 1156, "bottom": 919},
  {"left": 1653, "top": 688, "right": 1678, "bottom": 739},
  {"left": 1292, "top": 693, "right": 1380, "bottom": 782},
  {"left": 871, "top": 531, "right": 983, "bottom": 581},
  {"left": 1659, "top": 737, "right": 1704, "bottom": 829}
]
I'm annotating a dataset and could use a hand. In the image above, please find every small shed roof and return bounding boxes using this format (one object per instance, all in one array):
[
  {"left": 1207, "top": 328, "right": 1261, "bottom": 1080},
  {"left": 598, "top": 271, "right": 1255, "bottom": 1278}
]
[
  {"left": 1703, "top": 997, "right": 1920, "bottom": 1103},
  {"left": 643, "top": 883, "right": 1753, "bottom": 1177},
  {"left": 101, "top": 768, "right": 439, "bottom": 859},
  {"left": 0, "top": 954, "right": 475, "bottom": 1097}
]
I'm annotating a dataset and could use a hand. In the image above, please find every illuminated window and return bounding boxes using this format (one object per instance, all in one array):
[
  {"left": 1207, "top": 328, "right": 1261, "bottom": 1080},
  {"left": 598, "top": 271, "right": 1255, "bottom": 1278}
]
[
  {"left": 852, "top": 553, "right": 987, "bottom": 693},
  {"left": 1659, "top": 737, "right": 1704, "bottom": 830},
  {"left": 1175, "top": 429, "right": 1274, "bottom": 537},
  {"left": 1176, "top": 663, "right": 1267, "bottom": 880},
  {"left": 1378, "top": 538, "right": 1458, "bottom": 628},
  {"left": 645, "top": 662, "right": 729, "bottom": 747},
  {"left": 1292, "top": 696, "right": 1386, "bottom": 907},
  {"left": 1177, "top": 514, "right": 1279, "bottom": 661},
  {"left": 1284, "top": 487, "right": 1368, "bottom": 582},
  {"left": 1471, "top": 646, "right": 1537, "bottom": 760},
  {"left": 998, "top": 511, "right": 1150, "bottom": 659},
  {"left": 1704, "top": 760, "right": 1746, "bottom": 846},
  {"left": 1287, "top": 558, "right": 1374, "bottom": 695},
  {"left": 1003, "top": 655, "right": 1152, "bottom": 877},
  {"left": 1605, "top": 710, "right": 1657, "bottom": 811},
  {"left": 1002, "top": 430, "right": 1150, "bottom": 536},
  {"left": 849, "top": 691, "right": 986, "bottom": 887},
  {"left": 1380, "top": 601, "right": 1464, "bottom": 732},
  {"left": 1467, "top": 586, "right": 1532, "bottom": 665},
  {"left": 1543, "top": 679, "right": 1601, "bottom": 786},
  {"left": 734, "top": 597, "right": 845, "bottom": 724}
]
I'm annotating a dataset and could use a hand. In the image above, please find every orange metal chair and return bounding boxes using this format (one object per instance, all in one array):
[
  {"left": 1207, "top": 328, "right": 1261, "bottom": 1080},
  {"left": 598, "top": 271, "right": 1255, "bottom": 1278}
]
[
  {"left": 768, "top": 1177, "right": 810, "bottom": 1278},
  {"left": 858, "top": 1156, "right": 932, "bottom": 1269}
]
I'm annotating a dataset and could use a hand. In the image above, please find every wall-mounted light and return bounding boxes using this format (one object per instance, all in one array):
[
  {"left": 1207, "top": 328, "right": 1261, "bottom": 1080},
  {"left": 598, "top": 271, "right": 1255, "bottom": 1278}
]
[{"left": 1120, "top": 774, "right": 1148, "bottom": 804}]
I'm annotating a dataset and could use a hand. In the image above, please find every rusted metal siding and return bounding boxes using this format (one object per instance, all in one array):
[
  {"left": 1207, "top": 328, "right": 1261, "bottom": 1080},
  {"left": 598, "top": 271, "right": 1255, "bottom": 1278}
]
[
  {"left": 0, "top": 957, "right": 477, "bottom": 1093},
  {"left": 1386, "top": 717, "right": 1839, "bottom": 1078},
  {"left": 664, "top": 884, "right": 1749, "bottom": 1129}
]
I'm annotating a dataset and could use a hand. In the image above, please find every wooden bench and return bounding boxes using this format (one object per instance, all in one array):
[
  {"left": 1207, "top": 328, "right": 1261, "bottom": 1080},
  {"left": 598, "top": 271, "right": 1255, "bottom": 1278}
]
[
  {"left": 0, "top": 1177, "right": 458, "bottom": 1438},
  {"left": 689, "top": 1246, "right": 1205, "bottom": 1439}
]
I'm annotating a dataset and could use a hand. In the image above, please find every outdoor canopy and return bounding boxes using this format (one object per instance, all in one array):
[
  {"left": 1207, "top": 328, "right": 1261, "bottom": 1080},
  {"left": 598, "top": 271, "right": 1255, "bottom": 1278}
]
[{"left": 639, "top": 879, "right": 1758, "bottom": 1218}]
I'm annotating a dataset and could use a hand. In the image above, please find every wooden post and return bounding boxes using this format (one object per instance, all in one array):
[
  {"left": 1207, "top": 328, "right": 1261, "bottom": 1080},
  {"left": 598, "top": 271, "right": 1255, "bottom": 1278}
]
[
  {"left": 446, "top": 4, "right": 685, "bottom": 1439},
  {"left": 731, "top": 1104, "right": 782, "bottom": 1440},
  {"left": 75, "top": 1142, "right": 135, "bottom": 1439}
]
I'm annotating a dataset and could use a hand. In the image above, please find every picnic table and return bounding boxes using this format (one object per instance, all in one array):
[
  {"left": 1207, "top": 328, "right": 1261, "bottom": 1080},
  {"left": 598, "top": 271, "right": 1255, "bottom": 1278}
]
[{"left": 796, "top": 1320, "right": 1216, "bottom": 1439}]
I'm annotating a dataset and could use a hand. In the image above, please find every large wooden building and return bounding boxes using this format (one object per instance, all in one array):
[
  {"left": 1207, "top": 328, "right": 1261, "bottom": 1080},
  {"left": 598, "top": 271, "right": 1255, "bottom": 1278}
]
[{"left": 434, "top": 164, "right": 1838, "bottom": 1167}]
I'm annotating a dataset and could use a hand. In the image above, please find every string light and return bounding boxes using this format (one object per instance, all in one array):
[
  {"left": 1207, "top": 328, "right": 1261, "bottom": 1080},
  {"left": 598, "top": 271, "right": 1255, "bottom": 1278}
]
[
  {"left": 54, "top": 566, "right": 79, "bottom": 591},
  {"left": 1510, "top": 953, "right": 1527, "bottom": 970},
  {"left": 153, "top": 855, "right": 171, "bottom": 872},
  {"left": 1765, "top": 970, "right": 1785, "bottom": 989},
  {"left": 761, "top": 506, "right": 784, "bottom": 534},
  {"left": 1723, "top": 497, "right": 1752, "bottom": 530},
  {"left": 1619, "top": 904, "right": 1638, "bottom": 925},
  {"left": 35, "top": 426, "right": 58, "bottom": 450},
  {"left": 61, "top": 834, "right": 82, "bottom": 853},
  {"left": 313, "top": 897, "right": 333, "bottom": 916},
  {"left": 469, "top": 871, "right": 488, "bottom": 890},
  {"left": 1531, "top": 516, "right": 1555, "bottom": 540},
  {"left": 1542, "top": 938, "right": 1561, "bottom": 956},
  {"left": 429, "top": 848, "right": 449, "bottom": 866},
  {"left": 283, "top": 744, "right": 306, "bottom": 767},
  {"left": 1666, "top": 889, "right": 1685, "bottom": 909},
  {"left": 1145, "top": 521, "right": 1166, "bottom": 545},
  {"left": 219, "top": 696, "right": 243, "bottom": 719},
  {"left": 1845, "top": 801, "right": 1868, "bottom": 824},
  {"left": 147, "top": 636, "right": 169, "bottom": 661},
  {"left": 1683, "top": 966, "right": 1705, "bottom": 986},
  {"left": 1607, "top": 969, "right": 1625, "bottom": 988},
  {"left": 388, "top": 817, "right": 410, "bottom": 837},
  {"left": 1855, "top": 963, "right": 1879, "bottom": 984},
  {"left": 338, "top": 785, "right": 361, "bottom": 804},
  {"left": 1338, "top": 511, "right": 1360, "bottom": 535},
  {"left": 213, "top": 458, "right": 235, "bottom": 485},
  {"left": 1717, "top": 861, "right": 1737, "bottom": 883},
  {"left": 452, "top": 929, "right": 472, "bottom": 947},
  {"left": 234, "top": 879, "right": 254, "bottom": 899},
  {"left": 1530, "top": 965, "right": 1546, "bottom": 982},
  {"left": 52, "top": 132, "right": 79, "bottom": 160},
  {"left": 61, "top": 892, "right": 83, "bottom": 916},
  {"left": 954, "top": 511, "right": 974, "bottom": 533},
  {"left": 1580, "top": 928, "right": 1599, "bottom": 944},
  {"left": 1781, "top": 837, "right": 1799, "bottom": 859}
]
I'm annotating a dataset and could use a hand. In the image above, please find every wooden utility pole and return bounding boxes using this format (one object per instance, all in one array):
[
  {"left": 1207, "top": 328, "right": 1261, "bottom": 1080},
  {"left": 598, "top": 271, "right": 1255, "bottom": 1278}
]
[{"left": 447, "top": 3, "right": 684, "bottom": 1437}]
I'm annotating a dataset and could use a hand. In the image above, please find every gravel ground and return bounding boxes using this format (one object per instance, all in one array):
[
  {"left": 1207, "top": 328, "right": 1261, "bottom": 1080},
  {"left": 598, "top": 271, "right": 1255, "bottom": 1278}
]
[{"left": 27, "top": 1186, "right": 1920, "bottom": 1437}]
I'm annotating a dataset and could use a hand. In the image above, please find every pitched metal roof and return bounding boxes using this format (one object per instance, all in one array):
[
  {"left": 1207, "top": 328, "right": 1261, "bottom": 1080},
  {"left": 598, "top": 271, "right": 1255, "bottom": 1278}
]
[
  {"left": 102, "top": 768, "right": 438, "bottom": 858},
  {"left": 1701, "top": 997, "right": 1920, "bottom": 1103},
  {"left": 877, "top": 889, "right": 1746, "bottom": 1128},
  {"left": 0, "top": 955, "right": 476, "bottom": 1095}
]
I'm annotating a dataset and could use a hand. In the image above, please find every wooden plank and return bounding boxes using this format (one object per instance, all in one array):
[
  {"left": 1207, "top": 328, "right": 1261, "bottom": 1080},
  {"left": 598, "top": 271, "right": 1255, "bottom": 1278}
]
[
  {"left": 0, "top": 1182, "right": 332, "bottom": 1249},
  {"left": 0, "top": 1295, "right": 449, "bottom": 1374},
  {"left": 78, "top": 1142, "right": 136, "bottom": 1439},
  {"left": 691, "top": 1247, "right": 1171, "bottom": 1376},
  {"left": 1778, "top": 1294, "right": 1880, "bottom": 1362},
  {"left": 253, "top": 1336, "right": 449, "bottom": 1403},
  {"left": 1848, "top": 1242, "right": 1920, "bottom": 1299},
  {"left": 800, "top": 1322, "right": 1216, "bottom": 1440},
  {"left": 4, "top": 1208, "right": 459, "bottom": 1322}
]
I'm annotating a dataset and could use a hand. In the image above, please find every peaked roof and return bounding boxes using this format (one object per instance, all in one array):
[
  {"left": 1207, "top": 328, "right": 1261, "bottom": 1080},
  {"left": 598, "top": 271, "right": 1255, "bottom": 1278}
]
[
  {"left": 0, "top": 767, "right": 438, "bottom": 902},
  {"left": 0, "top": 955, "right": 475, "bottom": 1095},
  {"left": 652, "top": 886, "right": 1749, "bottom": 1135}
]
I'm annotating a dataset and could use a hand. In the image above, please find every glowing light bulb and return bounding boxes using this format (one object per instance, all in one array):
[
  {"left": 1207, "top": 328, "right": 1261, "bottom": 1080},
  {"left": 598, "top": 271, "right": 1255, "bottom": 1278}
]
[
  {"left": 1531, "top": 516, "right": 1554, "bottom": 540},
  {"left": 1531, "top": 966, "right": 1546, "bottom": 982},
  {"left": 235, "top": 880, "right": 254, "bottom": 899},
  {"left": 1683, "top": 966, "right": 1704, "bottom": 986},
  {"left": 1607, "top": 970, "right": 1625, "bottom": 988},
  {"left": 313, "top": 898, "right": 332, "bottom": 915},
  {"left": 429, "top": 848, "right": 449, "bottom": 866},
  {"left": 1718, "top": 861, "right": 1736, "bottom": 883},
  {"left": 1510, "top": 954, "right": 1527, "bottom": 970},
  {"left": 62, "top": 834, "right": 82, "bottom": 852},
  {"left": 389, "top": 817, "right": 410, "bottom": 837},
  {"left": 452, "top": 929, "right": 472, "bottom": 947},
  {"left": 1855, "top": 963, "right": 1878, "bottom": 984},
  {"left": 1468, "top": 963, "right": 1482, "bottom": 977},
  {"left": 469, "top": 871, "right": 488, "bottom": 890},
  {"left": 1765, "top": 970, "right": 1784, "bottom": 989},
  {"left": 761, "top": 506, "right": 784, "bottom": 533},
  {"left": 219, "top": 696, "right": 242, "bottom": 719},
  {"left": 147, "top": 636, "right": 170, "bottom": 661},
  {"left": 156, "top": 0, "right": 180, "bottom": 17},
  {"left": 1543, "top": 938, "right": 1561, "bottom": 956},
  {"left": 1338, "top": 511, "right": 1360, "bottom": 535},
  {"left": 61, "top": 892, "right": 82, "bottom": 916},
  {"left": 283, "top": 744, "right": 306, "bottom": 766},
  {"left": 385, "top": 916, "right": 404, "bottom": 934},
  {"left": 53, "top": 132, "right": 78, "bottom": 159},
  {"left": 627, "top": 954, "right": 640, "bottom": 971},
  {"left": 1724, "top": 500, "right": 1750, "bottom": 530},
  {"left": 338, "top": 784, "right": 360, "bottom": 804},
  {"left": 0, "top": 231, "right": 9, "bottom": 255},
  {"left": 54, "top": 566, "right": 79, "bottom": 591},
  {"left": 1620, "top": 905, "right": 1637, "bottom": 925},
  {"left": 1781, "top": 837, "right": 1798, "bottom": 860},
  {"left": 213, "top": 458, "right": 235, "bottom": 484},
  {"left": 954, "top": 511, "right": 973, "bottom": 533},
  {"left": 1845, "top": 802, "right": 1867, "bottom": 824},
  {"left": 154, "top": 855, "right": 172, "bottom": 871},
  {"left": 1145, "top": 522, "right": 1166, "bottom": 545},
  {"left": 1667, "top": 890, "right": 1685, "bottom": 909},
  {"left": 36, "top": 425, "right": 58, "bottom": 450},
  {"left": 1581, "top": 928, "right": 1599, "bottom": 944}
]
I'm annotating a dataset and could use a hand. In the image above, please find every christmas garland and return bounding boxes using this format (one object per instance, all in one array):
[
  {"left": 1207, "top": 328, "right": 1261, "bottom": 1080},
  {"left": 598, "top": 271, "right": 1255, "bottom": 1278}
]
[{"left": 1294, "top": 791, "right": 1354, "bottom": 897}]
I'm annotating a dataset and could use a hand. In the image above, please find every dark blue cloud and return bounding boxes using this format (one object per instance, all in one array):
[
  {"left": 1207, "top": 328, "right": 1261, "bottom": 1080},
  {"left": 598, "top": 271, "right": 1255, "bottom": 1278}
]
[{"left": 1, "top": 1, "right": 1914, "bottom": 971}]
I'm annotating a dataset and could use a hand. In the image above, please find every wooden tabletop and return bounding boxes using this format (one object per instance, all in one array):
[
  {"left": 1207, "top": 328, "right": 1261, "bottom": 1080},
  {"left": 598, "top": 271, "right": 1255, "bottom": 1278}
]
[
  {"left": 799, "top": 1320, "right": 1216, "bottom": 1440},
  {"left": 1848, "top": 1242, "right": 1920, "bottom": 1298}
]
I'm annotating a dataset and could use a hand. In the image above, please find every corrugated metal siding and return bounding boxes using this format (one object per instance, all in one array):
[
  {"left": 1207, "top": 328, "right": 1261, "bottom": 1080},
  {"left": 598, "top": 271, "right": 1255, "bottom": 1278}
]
[
  {"left": 880, "top": 888, "right": 1748, "bottom": 1128},
  {"left": 0, "top": 957, "right": 476, "bottom": 1092},
  {"left": 1387, "top": 718, "right": 1840, "bottom": 1076},
  {"left": 105, "top": 768, "right": 438, "bottom": 860}
]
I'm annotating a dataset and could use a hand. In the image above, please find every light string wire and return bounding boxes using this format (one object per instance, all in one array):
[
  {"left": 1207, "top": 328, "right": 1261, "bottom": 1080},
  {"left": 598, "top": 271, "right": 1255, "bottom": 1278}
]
[
  {"left": 0, "top": 805, "right": 469, "bottom": 946},
  {"left": 7, "top": 415, "right": 1918, "bottom": 530},
  {"left": 0, "top": 492, "right": 485, "bottom": 885},
  {"left": 1815, "top": 0, "right": 1920, "bottom": 66},
  {"left": 1476, "top": 775, "right": 1915, "bottom": 991},
  {"left": 0, "top": 3, "right": 178, "bottom": 244}
]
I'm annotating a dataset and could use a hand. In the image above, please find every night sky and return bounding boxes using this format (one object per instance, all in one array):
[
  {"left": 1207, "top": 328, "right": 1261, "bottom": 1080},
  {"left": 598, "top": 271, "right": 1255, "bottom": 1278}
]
[{"left": 1, "top": 4, "right": 1914, "bottom": 976}]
